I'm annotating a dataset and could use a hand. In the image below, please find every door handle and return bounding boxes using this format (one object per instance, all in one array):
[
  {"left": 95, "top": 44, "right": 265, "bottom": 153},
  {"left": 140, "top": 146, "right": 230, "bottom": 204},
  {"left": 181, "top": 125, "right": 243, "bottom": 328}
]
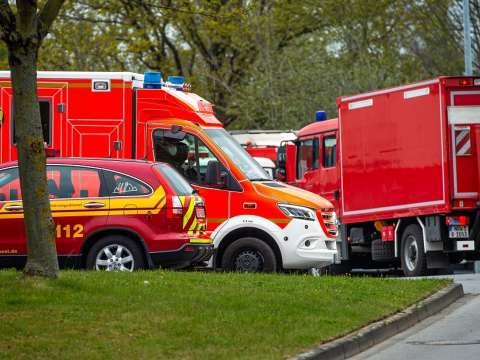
[
  {"left": 83, "top": 202, "right": 105, "bottom": 209},
  {"left": 5, "top": 205, "right": 23, "bottom": 211}
]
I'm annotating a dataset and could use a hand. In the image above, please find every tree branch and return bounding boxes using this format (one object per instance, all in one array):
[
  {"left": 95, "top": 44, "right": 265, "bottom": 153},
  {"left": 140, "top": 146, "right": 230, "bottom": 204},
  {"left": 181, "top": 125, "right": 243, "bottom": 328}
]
[
  {"left": 37, "top": 0, "right": 66, "bottom": 40},
  {"left": 0, "top": 0, "right": 15, "bottom": 43}
]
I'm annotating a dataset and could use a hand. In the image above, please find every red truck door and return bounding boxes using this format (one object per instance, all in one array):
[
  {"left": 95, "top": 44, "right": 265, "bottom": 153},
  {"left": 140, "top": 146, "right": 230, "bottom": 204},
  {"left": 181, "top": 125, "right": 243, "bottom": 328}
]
[
  {"left": 448, "top": 92, "right": 480, "bottom": 204},
  {"left": 1, "top": 85, "right": 66, "bottom": 161},
  {"left": 147, "top": 124, "right": 230, "bottom": 233},
  {"left": 296, "top": 137, "right": 319, "bottom": 191},
  {"left": 319, "top": 131, "right": 339, "bottom": 207}
]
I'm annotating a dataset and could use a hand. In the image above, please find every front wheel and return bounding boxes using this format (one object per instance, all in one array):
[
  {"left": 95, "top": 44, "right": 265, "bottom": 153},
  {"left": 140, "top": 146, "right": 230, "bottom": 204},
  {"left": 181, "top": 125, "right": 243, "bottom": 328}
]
[
  {"left": 86, "top": 235, "right": 145, "bottom": 272},
  {"left": 221, "top": 237, "right": 277, "bottom": 272},
  {"left": 401, "top": 224, "right": 427, "bottom": 277}
]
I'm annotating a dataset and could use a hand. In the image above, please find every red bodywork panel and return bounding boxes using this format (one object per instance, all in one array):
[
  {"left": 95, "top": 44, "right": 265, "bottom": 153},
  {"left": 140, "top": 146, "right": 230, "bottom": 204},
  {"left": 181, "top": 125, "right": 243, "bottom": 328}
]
[{"left": 244, "top": 146, "right": 278, "bottom": 163}]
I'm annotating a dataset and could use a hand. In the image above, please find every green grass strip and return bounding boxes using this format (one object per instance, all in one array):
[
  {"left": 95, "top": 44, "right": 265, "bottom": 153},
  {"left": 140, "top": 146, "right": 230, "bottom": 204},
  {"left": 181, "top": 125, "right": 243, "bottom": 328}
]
[{"left": 0, "top": 270, "right": 449, "bottom": 360}]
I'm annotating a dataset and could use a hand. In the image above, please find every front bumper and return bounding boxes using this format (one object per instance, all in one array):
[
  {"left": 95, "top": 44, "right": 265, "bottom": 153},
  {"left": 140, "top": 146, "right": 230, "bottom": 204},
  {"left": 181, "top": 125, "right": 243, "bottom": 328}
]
[
  {"left": 274, "top": 218, "right": 337, "bottom": 269},
  {"left": 150, "top": 243, "right": 214, "bottom": 269}
]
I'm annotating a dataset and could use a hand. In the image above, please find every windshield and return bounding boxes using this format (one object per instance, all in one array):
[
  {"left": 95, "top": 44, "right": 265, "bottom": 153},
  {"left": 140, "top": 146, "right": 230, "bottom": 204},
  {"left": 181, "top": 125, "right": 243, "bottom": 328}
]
[{"left": 204, "top": 128, "right": 270, "bottom": 181}]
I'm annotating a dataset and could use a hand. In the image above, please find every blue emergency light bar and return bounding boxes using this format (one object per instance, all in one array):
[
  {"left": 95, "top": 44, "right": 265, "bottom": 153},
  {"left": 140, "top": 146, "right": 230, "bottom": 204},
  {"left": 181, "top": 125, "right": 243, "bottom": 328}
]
[
  {"left": 316, "top": 110, "right": 327, "bottom": 121},
  {"left": 168, "top": 76, "right": 185, "bottom": 85},
  {"left": 143, "top": 71, "right": 162, "bottom": 89}
]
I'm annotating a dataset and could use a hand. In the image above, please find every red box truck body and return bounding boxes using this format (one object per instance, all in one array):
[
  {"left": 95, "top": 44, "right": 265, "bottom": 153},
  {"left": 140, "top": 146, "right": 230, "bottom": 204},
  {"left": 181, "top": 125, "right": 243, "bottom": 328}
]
[{"left": 282, "top": 77, "right": 480, "bottom": 275}]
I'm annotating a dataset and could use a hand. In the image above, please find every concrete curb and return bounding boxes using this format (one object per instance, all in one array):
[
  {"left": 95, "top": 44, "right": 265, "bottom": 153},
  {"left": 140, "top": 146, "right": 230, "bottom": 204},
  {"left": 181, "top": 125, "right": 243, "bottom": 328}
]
[{"left": 289, "top": 283, "right": 464, "bottom": 360}]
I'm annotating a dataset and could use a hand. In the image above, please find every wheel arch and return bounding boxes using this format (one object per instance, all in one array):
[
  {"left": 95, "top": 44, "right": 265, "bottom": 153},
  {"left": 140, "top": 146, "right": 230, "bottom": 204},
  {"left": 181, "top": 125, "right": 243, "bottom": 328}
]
[
  {"left": 80, "top": 227, "right": 153, "bottom": 268},
  {"left": 394, "top": 217, "right": 419, "bottom": 257},
  {"left": 215, "top": 227, "right": 283, "bottom": 269}
]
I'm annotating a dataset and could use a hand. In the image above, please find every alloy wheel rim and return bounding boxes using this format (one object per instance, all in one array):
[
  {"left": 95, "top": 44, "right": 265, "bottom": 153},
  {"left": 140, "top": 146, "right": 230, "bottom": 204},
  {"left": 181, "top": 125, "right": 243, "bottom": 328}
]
[
  {"left": 95, "top": 244, "right": 134, "bottom": 272},
  {"left": 234, "top": 250, "right": 264, "bottom": 272},
  {"left": 405, "top": 236, "right": 418, "bottom": 272}
]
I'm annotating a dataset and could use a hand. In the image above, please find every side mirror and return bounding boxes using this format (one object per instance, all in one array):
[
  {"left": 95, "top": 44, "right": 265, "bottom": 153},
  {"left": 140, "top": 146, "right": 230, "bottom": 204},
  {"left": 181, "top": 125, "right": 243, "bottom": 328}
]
[{"left": 205, "top": 160, "right": 226, "bottom": 188}]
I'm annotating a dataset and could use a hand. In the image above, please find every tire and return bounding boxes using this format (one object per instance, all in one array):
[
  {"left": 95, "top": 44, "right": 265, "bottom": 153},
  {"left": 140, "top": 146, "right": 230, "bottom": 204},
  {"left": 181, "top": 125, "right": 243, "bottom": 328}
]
[
  {"left": 221, "top": 237, "right": 277, "bottom": 272},
  {"left": 400, "top": 224, "right": 427, "bottom": 277},
  {"left": 371, "top": 239, "right": 394, "bottom": 262},
  {"left": 86, "top": 235, "right": 145, "bottom": 272}
]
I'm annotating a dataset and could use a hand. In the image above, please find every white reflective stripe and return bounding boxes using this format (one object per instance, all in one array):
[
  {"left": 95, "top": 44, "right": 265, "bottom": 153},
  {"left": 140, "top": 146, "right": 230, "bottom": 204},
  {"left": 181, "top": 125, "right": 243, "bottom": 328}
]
[
  {"left": 348, "top": 98, "right": 373, "bottom": 110},
  {"left": 457, "top": 139, "right": 471, "bottom": 155},
  {"left": 0, "top": 70, "right": 141, "bottom": 81},
  {"left": 340, "top": 79, "right": 439, "bottom": 102},
  {"left": 448, "top": 106, "right": 480, "bottom": 124},
  {"left": 404, "top": 87, "right": 430, "bottom": 99}
]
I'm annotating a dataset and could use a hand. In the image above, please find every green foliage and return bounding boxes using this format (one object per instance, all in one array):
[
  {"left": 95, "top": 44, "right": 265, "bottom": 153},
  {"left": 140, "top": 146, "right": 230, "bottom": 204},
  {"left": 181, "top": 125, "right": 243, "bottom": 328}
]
[
  {"left": 0, "top": 270, "right": 448, "bottom": 360},
  {"left": 0, "top": 0, "right": 477, "bottom": 129}
]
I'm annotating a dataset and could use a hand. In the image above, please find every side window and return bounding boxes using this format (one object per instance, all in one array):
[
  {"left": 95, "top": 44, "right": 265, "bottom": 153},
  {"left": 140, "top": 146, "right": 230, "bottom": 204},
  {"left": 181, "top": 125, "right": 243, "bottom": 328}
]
[
  {"left": 12, "top": 100, "right": 51, "bottom": 145},
  {"left": 153, "top": 130, "right": 227, "bottom": 188},
  {"left": 46, "top": 166, "right": 103, "bottom": 199},
  {"left": 105, "top": 172, "right": 151, "bottom": 197},
  {"left": 297, "top": 138, "right": 319, "bottom": 178},
  {"left": 0, "top": 168, "right": 22, "bottom": 201},
  {"left": 323, "top": 135, "right": 337, "bottom": 168}
]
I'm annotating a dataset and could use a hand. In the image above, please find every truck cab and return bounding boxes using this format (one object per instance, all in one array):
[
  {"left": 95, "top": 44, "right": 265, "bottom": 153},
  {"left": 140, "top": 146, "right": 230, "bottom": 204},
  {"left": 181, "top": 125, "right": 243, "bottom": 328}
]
[
  {"left": 120, "top": 74, "right": 339, "bottom": 271},
  {"left": 141, "top": 117, "right": 338, "bottom": 272}
]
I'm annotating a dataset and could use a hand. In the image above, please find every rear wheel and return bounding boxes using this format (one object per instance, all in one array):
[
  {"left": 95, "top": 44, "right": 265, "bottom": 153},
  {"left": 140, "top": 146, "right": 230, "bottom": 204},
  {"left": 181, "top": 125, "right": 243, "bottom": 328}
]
[
  {"left": 221, "top": 237, "right": 277, "bottom": 272},
  {"left": 401, "top": 224, "right": 427, "bottom": 277},
  {"left": 86, "top": 235, "right": 145, "bottom": 272}
]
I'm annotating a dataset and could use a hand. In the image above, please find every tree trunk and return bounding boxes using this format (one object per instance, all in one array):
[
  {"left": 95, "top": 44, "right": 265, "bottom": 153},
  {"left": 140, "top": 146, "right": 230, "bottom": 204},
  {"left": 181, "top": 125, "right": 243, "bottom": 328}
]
[{"left": 8, "top": 41, "right": 58, "bottom": 278}]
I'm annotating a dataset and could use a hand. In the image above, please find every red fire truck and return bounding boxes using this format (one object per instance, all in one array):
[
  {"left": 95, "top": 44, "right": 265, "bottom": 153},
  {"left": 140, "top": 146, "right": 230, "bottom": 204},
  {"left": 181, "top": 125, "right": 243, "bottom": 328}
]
[
  {"left": 279, "top": 77, "right": 480, "bottom": 276},
  {"left": 230, "top": 130, "right": 296, "bottom": 163},
  {"left": 0, "top": 71, "right": 338, "bottom": 273}
]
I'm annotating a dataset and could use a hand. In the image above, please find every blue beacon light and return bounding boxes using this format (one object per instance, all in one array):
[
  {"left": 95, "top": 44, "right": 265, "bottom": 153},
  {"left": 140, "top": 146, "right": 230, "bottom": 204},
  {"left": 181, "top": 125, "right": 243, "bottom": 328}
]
[
  {"left": 143, "top": 71, "right": 162, "bottom": 89},
  {"left": 168, "top": 76, "right": 185, "bottom": 85},
  {"left": 167, "top": 76, "right": 185, "bottom": 91},
  {"left": 316, "top": 110, "right": 327, "bottom": 122}
]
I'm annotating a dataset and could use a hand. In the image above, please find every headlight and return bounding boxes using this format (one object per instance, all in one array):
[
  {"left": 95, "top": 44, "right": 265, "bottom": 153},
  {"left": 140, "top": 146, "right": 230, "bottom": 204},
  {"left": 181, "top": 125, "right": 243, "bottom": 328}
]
[{"left": 278, "top": 203, "right": 316, "bottom": 221}]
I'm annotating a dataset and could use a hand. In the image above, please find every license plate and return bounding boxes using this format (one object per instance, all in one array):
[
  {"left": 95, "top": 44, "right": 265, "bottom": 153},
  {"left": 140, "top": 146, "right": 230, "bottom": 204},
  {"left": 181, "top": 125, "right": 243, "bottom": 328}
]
[{"left": 449, "top": 225, "right": 469, "bottom": 238}]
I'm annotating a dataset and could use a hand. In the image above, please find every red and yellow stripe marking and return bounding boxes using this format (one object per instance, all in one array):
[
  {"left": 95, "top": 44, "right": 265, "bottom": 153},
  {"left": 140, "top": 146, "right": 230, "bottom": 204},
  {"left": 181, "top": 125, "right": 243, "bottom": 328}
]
[
  {"left": 178, "top": 195, "right": 206, "bottom": 237},
  {"left": 0, "top": 187, "right": 167, "bottom": 219}
]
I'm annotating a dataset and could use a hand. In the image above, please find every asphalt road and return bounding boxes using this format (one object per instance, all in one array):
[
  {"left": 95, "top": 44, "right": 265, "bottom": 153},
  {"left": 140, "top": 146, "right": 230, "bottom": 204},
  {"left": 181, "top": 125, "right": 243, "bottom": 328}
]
[{"left": 349, "top": 272, "right": 480, "bottom": 360}]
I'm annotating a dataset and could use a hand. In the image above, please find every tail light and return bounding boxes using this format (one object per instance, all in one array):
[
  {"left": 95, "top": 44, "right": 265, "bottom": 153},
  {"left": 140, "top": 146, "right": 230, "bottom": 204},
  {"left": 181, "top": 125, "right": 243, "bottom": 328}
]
[
  {"left": 194, "top": 197, "right": 206, "bottom": 220},
  {"left": 446, "top": 216, "right": 469, "bottom": 226},
  {"left": 381, "top": 225, "right": 395, "bottom": 241},
  {"left": 168, "top": 195, "right": 184, "bottom": 219},
  {"left": 320, "top": 208, "right": 338, "bottom": 238}
]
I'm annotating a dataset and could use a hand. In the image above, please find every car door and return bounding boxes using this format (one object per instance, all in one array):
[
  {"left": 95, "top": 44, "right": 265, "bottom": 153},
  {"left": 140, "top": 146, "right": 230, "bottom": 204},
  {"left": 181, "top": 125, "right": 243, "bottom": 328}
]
[
  {"left": 0, "top": 167, "right": 26, "bottom": 258},
  {"left": 47, "top": 165, "right": 109, "bottom": 256}
]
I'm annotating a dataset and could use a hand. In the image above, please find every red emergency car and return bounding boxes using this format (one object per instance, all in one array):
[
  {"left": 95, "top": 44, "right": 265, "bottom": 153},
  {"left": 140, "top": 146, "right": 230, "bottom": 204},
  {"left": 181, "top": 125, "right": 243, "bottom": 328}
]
[{"left": 0, "top": 158, "right": 213, "bottom": 271}]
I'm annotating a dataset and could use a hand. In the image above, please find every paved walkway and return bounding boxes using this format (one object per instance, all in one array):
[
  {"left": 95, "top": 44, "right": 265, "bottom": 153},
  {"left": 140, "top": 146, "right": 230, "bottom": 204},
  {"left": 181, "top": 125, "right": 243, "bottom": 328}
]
[{"left": 349, "top": 273, "right": 480, "bottom": 360}]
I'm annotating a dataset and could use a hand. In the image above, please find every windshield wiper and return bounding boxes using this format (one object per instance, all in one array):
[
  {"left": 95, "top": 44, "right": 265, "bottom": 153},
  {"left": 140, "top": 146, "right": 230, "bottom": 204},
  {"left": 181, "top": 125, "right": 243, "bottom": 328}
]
[{"left": 249, "top": 178, "right": 270, "bottom": 182}]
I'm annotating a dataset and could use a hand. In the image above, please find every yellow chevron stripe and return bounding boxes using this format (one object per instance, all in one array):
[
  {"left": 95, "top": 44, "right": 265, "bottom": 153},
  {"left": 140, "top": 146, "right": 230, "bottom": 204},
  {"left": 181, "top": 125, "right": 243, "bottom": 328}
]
[
  {"left": 183, "top": 199, "right": 197, "bottom": 229},
  {"left": 187, "top": 217, "right": 198, "bottom": 235}
]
